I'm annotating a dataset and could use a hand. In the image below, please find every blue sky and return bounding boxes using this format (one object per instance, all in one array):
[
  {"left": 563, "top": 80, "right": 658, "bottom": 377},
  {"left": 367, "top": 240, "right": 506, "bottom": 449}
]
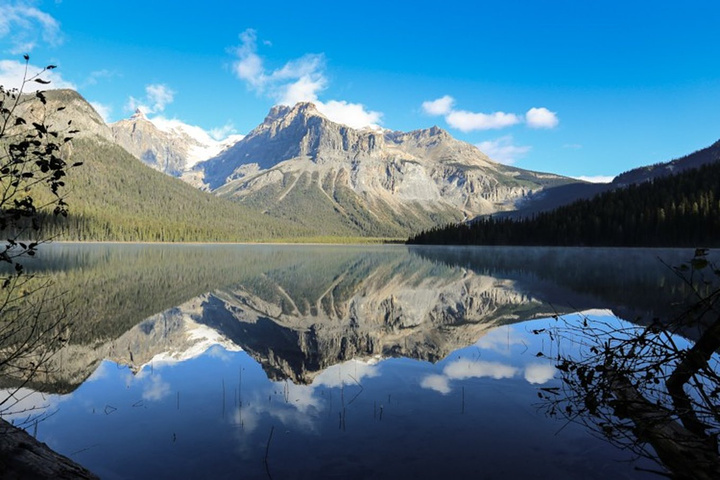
[{"left": 1, "top": 0, "right": 719, "bottom": 180}]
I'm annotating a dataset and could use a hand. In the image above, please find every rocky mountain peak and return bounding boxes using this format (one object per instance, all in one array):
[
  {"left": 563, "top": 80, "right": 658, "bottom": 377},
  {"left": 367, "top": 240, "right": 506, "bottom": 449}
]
[
  {"left": 111, "top": 109, "right": 241, "bottom": 177},
  {"left": 262, "top": 104, "right": 290, "bottom": 124},
  {"left": 130, "top": 108, "right": 147, "bottom": 120},
  {"left": 290, "top": 101, "right": 321, "bottom": 115},
  {"left": 261, "top": 102, "right": 324, "bottom": 127}
]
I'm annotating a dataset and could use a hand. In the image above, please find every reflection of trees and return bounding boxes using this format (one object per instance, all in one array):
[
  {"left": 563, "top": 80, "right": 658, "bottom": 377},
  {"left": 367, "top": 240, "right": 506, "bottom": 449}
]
[
  {"left": 538, "top": 250, "right": 720, "bottom": 480},
  {"left": 0, "top": 59, "right": 81, "bottom": 423}
]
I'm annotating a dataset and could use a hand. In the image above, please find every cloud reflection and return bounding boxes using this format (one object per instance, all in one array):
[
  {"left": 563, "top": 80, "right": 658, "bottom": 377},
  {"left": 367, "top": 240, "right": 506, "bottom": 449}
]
[
  {"left": 523, "top": 363, "right": 557, "bottom": 385},
  {"left": 421, "top": 359, "right": 519, "bottom": 395}
]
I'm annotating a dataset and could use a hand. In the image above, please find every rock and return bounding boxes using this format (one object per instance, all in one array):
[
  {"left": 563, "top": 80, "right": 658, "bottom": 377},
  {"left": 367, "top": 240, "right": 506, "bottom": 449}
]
[{"left": 0, "top": 419, "right": 98, "bottom": 479}]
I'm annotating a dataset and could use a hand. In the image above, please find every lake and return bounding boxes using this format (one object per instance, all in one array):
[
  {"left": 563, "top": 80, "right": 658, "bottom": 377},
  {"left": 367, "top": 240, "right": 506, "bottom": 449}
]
[{"left": 1, "top": 244, "right": 715, "bottom": 479}]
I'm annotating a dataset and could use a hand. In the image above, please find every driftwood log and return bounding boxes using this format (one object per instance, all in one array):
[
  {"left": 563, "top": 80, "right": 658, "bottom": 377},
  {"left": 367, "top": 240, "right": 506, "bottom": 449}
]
[{"left": 0, "top": 419, "right": 98, "bottom": 479}]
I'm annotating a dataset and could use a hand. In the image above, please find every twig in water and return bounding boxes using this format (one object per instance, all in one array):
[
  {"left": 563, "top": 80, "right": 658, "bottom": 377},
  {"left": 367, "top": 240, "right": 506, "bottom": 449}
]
[
  {"left": 70, "top": 443, "right": 100, "bottom": 456},
  {"left": 264, "top": 425, "right": 275, "bottom": 463}
]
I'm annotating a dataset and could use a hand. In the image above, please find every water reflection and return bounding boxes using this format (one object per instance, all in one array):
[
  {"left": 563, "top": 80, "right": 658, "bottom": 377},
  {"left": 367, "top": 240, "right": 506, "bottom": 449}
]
[
  {"left": 535, "top": 251, "right": 720, "bottom": 480},
  {"left": 12, "top": 244, "right": 708, "bottom": 393},
  {"left": 1, "top": 244, "right": 708, "bottom": 478}
]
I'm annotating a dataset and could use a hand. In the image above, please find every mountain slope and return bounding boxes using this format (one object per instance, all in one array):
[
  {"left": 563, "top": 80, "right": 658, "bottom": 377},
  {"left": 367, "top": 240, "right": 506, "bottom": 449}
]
[
  {"left": 508, "top": 138, "right": 720, "bottom": 218},
  {"left": 193, "top": 103, "right": 578, "bottom": 237},
  {"left": 409, "top": 153, "right": 720, "bottom": 247},
  {"left": 111, "top": 110, "right": 241, "bottom": 176},
  {"left": 613, "top": 138, "right": 720, "bottom": 186},
  {"left": 22, "top": 90, "right": 312, "bottom": 242}
]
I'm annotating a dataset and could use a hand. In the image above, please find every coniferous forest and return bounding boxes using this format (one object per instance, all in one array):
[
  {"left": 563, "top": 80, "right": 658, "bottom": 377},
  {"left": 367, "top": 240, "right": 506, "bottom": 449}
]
[{"left": 408, "top": 161, "right": 720, "bottom": 247}]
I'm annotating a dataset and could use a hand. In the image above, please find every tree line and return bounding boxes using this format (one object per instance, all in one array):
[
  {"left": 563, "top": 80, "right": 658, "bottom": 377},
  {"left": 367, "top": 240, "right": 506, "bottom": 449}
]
[{"left": 408, "top": 160, "right": 720, "bottom": 247}]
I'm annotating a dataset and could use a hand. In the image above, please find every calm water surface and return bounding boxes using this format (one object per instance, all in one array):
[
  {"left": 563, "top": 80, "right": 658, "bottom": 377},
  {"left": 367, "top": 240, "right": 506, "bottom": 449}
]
[{"left": 2, "top": 244, "right": 708, "bottom": 479}]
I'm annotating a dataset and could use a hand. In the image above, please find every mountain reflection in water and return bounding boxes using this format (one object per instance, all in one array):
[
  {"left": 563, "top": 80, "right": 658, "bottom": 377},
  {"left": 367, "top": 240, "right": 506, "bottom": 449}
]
[{"left": 2, "top": 244, "right": 708, "bottom": 479}]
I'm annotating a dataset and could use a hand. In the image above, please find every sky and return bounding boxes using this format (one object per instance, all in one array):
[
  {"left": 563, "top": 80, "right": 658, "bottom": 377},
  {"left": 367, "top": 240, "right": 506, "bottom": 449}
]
[{"left": 1, "top": 0, "right": 719, "bottom": 181}]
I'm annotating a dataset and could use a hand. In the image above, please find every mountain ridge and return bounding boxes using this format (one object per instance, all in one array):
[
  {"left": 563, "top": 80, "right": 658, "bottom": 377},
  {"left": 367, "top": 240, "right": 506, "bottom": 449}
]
[{"left": 189, "top": 101, "right": 578, "bottom": 236}]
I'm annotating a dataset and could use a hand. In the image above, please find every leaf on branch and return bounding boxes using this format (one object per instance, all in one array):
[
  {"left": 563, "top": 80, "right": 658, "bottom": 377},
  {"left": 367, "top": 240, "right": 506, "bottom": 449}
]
[
  {"left": 34, "top": 79, "right": 51, "bottom": 84},
  {"left": 46, "top": 65, "right": 57, "bottom": 70},
  {"left": 31, "top": 122, "right": 47, "bottom": 134},
  {"left": 23, "top": 54, "right": 29, "bottom": 60}
]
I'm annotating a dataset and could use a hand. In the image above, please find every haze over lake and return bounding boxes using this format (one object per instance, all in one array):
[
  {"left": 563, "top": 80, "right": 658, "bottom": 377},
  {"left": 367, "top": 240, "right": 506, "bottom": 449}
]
[{"left": 1, "top": 244, "right": 710, "bottom": 478}]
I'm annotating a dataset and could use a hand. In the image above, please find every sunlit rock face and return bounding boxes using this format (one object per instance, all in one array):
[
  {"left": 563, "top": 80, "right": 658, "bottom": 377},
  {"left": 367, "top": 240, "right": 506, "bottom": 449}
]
[
  {"left": 189, "top": 263, "right": 552, "bottom": 384},
  {"left": 111, "top": 110, "right": 241, "bottom": 177},
  {"left": 193, "top": 102, "right": 576, "bottom": 234}
]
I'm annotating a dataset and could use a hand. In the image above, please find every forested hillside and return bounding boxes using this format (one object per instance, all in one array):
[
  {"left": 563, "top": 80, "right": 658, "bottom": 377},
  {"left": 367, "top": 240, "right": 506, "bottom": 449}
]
[
  {"left": 29, "top": 138, "right": 314, "bottom": 242},
  {"left": 408, "top": 160, "right": 720, "bottom": 247}
]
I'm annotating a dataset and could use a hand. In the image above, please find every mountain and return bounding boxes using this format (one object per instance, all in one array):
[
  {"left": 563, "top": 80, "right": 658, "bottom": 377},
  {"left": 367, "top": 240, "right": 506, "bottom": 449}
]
[
  {"left": 9, "top": 243, "right": 705, "bottom": 392},
  {"left": 410, "top": 155, "right": 720, "bottom": 247},
  {"left": 510, "top": 138, "right": 720, "bottom": 218},
  {"left": 111, "top": 109, "right": 242, "bottom": 176},
  {"left": 191, "top": 102, "right": 579, "bottom": 237},
  {"left": 18, "top": 90, "right": 312, "bottom": 242},
  {"left": 5, "top": 245, "right": 563, "bottom": 390},
  {"left": 612, "top": 138, "right": 720, "bottom": 186}
]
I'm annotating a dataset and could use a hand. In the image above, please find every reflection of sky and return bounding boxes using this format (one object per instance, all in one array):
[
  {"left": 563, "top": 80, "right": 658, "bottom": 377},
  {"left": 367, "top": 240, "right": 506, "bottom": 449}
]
[
  {"left": 421, "top": 322, "right": 558, "bottom": 395},
  {"left": 0, "top": 387, "right": 72, "bottom": 426},
  {"left": 230, "top": 358, "right": 381, "bottom": 443},
  {"left": 18, "top": 314, "right": 654, "bottom": 479}
]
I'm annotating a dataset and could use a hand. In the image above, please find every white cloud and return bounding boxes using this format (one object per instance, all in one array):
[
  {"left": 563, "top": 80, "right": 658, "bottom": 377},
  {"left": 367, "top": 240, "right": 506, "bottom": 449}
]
[
  {"left": 142, "top": 374, "right": 171, "bottom": 401},
  {"left": 233, "top": 29, "right": 326, "bottom": 103},
  {"left": 278, "top": 68, "right": 325, "bottom": 105},
  {"left": 0, "top": 387, "right": 70, "bottom": 423},
  {"left": 421, "top": 359, "right": 519, "bottom": 395},
  {"left": 525, "top": 107, "right": 559, "bottom": 129},
  {"left": 127, "top": 83, "right": 175, "bottom": 114},
  {"left": 0, "top": 4, "right": 62, "bottom": 54},
  {"left": 232, "top": 29, "right": 266, "bottom": 89},
  {"left": 476, "top": 135, "right": 531, "bottom": 165},
  {"left": 573, "top": 175, "right": 614, "bottom": 184},
  {"left": 446, "top": 110, "right": 521, "bottom": 132},
  {"left": 312, "top": 359, "right": 380, "bottom": 388},
  {"left": 421, "top": 374, "right": 451, "bottom": 394},
  {"left": 444, "top": 359, "right": 518, "bottom": 380},
  {"left": 421, "top": 97, "right": 559, "bottom": 133},
  {"left": 422, "top": 95, "right": 455, "bottom": 116},
  {"left": 0, "top": 59, "right": 75, "bottom": 91},
  {"left": 90, "top": 101, "right": 112, "bottom": 123},
  {"left": 316, "top": 100, "right": 383, "bottom": 130},
  {"left": 232, "top": 28, "right": 382, "bottom": 129},
  {"left": 524, "top": 363, "right": 557, "bottom": 384},
  {"left": 474, "top": 326, "right": 528, "bottom": 354},
  {"left": 562, "top": 143, "right": 582, "bottom": 150},
  {"left": 83, "top": 69, "right": 115, "bottom": 87},
  {"left": 209, "top": 121, "right": 238, "bottom": 141}
]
